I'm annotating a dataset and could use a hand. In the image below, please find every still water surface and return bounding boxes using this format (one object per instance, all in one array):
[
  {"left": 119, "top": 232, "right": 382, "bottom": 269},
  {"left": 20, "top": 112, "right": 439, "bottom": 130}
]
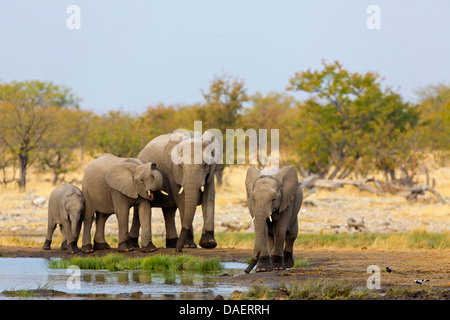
[{"left": 0, "top": 258, "right": 247, "bottom": 299}]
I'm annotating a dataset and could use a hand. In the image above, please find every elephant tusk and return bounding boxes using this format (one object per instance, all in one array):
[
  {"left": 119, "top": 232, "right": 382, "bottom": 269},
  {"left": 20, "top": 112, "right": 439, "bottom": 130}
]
[
  {"left": 147, "top": 190, "right": 152, "bottom": 197},
  {"left": 160, "top": 190, "right": 169, "bottom": 196},
  {"left": 200, "top": 186, "right": 204, "bottom": 192},
  {"left": 252, "top": 216, "right": 255, "bottom": 222},
  {"left": 268, "top": 215, "right": 272, "bottom": 223},
  {"left": 178, "top": 186, "right": 184, "bottom": 194}
]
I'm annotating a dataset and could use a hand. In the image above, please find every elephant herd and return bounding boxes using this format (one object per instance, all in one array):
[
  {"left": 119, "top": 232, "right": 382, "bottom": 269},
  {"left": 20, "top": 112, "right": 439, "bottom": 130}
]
[{"left": 43, "top": 132, "right": 303, "bottom": 273}]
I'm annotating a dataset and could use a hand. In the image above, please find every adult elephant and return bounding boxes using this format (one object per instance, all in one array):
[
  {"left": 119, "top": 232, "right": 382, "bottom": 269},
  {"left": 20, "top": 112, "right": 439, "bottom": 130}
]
[
  {"left": 81, "top": 154, "right": 164, "bottom": 253},
  {"left": 131, "top": 131, "right": 218, "bottom": 252},
  {"left": 244, "top": 166, "right": 303, "bottom": 273}
]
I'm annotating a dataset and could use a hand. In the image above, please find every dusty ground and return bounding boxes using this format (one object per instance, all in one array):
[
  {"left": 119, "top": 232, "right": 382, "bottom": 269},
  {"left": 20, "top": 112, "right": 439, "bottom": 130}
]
[{"left": 1, "top": 166, "right": 450, "bottom": 243}]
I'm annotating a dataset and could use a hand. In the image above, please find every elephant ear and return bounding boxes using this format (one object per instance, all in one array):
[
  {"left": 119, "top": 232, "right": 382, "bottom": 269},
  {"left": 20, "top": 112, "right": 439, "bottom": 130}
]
[
  {"left": 105, "top": 162, "right": 138, "bottom": 199},
  {"left": 245, "top": 166, "right": 261, "bottom": 216},
  {"left": 273, "top": 166, "right": 299, "bottom": 213}
]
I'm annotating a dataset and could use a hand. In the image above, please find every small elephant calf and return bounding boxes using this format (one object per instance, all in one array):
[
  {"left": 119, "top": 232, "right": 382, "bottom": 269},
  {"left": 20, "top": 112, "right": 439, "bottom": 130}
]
[
  {"left": 244, "top": 166, "right": 303, "bottom": 273},
  {"left": 43, "top": 183, "right": 84, "bottom": 254}
]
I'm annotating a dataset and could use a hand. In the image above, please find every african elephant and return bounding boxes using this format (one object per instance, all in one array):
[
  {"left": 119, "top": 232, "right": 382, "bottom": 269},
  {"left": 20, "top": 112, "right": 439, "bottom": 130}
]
[
  {"left": 131, "top": 131, "right": 218, "bottom": 252},
  {"left": 81, "top": 153, "right": 164, "bottom": 253},
  {"left": 244, "top": 166, "right": 303, "bottom": 273},
  {"left": 43, "top": 183, "right": 84, "bottom": 254}
]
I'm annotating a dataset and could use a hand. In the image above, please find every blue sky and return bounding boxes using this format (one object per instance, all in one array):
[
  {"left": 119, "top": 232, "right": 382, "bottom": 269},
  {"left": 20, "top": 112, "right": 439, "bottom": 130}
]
[{"left": 0, "top": 0, "right": 449, "bottom": 114}]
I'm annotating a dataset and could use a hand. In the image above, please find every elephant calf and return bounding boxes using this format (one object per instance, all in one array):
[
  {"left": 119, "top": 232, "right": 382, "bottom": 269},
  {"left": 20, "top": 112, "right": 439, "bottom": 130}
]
[
  {"left": 81, "top": 154, "right": 165, "bottom": 253},
  {"left": 43, "top": 183, "right": 85, "bottom": 254},
  {"left": 244, "top": 166, "right": 303, "bottom": 273}
]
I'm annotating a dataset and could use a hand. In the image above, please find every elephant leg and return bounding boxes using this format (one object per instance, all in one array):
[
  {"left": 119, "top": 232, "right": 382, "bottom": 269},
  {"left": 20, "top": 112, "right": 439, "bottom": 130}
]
[
  {"left": 74, "top": 218, "right": 82, "bottom": 251},
  {"left": 138, "top": 201, "right": 156, "bottom": 253},
  {"left": 81, "top": 200, "right": 95, "bottom": 253},
  {"left": 94, "top": 213, "right": 111, "bottom": 250},
  {"left": 268, "top": 225, "right": 274, "bottom": 253},
  {"left": 271, "top": 216, "right": 291, "bottom": 270},
  {"left": 284, "top": 214, "right": 299, "bottom": 268},
  {"left": 60, "top": 224, "right": 68, "bottom": 250},
  {"left": 129, "top": 205, "right": 140, "bottom": 248},
  {"left": 162, "top": 207, "right": 178, "bottom": 248},
  {"left": 42, "top": 214, "right": 56, "bottom": 250},
  {"left": 112, "top": 197, "right": 134, "bottom": 252},
  {"left": 255, "top": 223, "right": 272, "bottom": 272},
  {"left": 43, "top": 216, "right": 56, "bottom": 250},
  {"left": 185, "top": 226, "right": 197, "bottom": 248},
  {"left": 199, "top": 182, "right": 217, "bottom": 249},
  {"left": 62, "top": 220, "right": 78, "bottom": 254}
]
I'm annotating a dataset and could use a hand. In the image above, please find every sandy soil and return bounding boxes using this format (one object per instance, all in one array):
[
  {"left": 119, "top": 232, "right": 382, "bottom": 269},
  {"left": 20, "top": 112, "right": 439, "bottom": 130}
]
[{"left": 1, "top": 166, "right": 449, "bottom": 243}]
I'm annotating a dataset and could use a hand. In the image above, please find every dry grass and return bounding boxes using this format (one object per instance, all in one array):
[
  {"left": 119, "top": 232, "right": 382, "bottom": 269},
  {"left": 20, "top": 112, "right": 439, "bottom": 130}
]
[{"left": 1, "top": 159, "right": 449, "bottom": 249}]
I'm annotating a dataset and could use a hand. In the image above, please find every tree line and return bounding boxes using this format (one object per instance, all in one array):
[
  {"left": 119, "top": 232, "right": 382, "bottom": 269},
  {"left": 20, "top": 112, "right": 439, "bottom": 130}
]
[{"left": 0, "top": 61, "right": 449, "bottom": 191}]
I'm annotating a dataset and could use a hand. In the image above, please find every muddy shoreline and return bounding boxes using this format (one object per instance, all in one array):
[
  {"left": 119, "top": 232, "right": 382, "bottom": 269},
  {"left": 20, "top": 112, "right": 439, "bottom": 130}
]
[{"left": 1, "top": 245, "right": 449, "bottom": 300}]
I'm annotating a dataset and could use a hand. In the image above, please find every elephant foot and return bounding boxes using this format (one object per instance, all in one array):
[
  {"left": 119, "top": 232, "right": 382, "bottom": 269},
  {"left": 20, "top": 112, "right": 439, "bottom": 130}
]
[
  {"left": 61, "top": 240, "right": 68, "bottom": 251},
  {"left": 255, "top": 256, "right": 272, "bottom": 273},
  {"left": 166, "top": 237, "right": 178, "bottom": 248},
  {"left": 43, "top": 239, "right": 51, "bottom": 250},
  {"left": 94, "top": 241, "right": 111, "bottom": 250},
  {"left": 81, "top": 244, "right": 94, "bottom": 253},
  {"left": 199, "top": 231, "right": 217, "bottom": 249},
  {"left": 141, "top": 241, "right": 157, "bottom": 253},
  {"left": 67, "top": 241, "right": 79, "bottom": 254},
  {"left": 284, "top": 251, "right": 294, "bottom": 268},
  {"left": 118, "top": 241, "right": 135, "bottom": 252},
  {"left": 271, "top": 255, "right": 286, "bottom": 270},
  {"left": 128, "top": 237, "right": 140, "bottom": 249},
  {"left": 184, "top": 239, "right": 197, "bottom": 249},
  {"left": 184, "top": 229, "right": 197, "bottom": 248}
]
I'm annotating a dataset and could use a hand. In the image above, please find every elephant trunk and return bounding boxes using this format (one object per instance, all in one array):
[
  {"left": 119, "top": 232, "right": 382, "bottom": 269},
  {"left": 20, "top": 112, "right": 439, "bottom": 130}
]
[
  {"left": 176, "top": 182, "right": 200, "bottom": 252},
  {"left": 246, "top": 206, "right": 270, "bottom": 272},
  {"left": 70, "top": 219, "right": 78, "bottom": 243}
]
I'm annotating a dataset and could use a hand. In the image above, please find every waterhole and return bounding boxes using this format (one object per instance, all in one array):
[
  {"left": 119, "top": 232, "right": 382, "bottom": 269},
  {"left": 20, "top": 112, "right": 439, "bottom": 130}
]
[{"left": 0, "top": 258, "right": 247, "bottom": 300}]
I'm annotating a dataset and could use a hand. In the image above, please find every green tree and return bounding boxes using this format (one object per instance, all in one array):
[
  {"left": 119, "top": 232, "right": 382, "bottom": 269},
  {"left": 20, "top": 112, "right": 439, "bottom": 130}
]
[
  {"left": 138, "top": 102, "right": 202, "bottom": 140},
  {"left": 199, "top": 73, "right": 248, "bottom": 131},
  {"left": 240, "top": 92, "right": 299, "bottom": 168},
  {"left": 288, "top": 60, "right": 419, "bottom": 179},
  {"left": 198, "top": 74, "right": 248, "bottom": 183},
  {"left": 0, "top": 81, "right": 80, "bottom": 190},
  {"left": 38, "top": 108, "right": 93, "bottom": 185},
  {"left": 90, "top": 110, "right": 145, "bottom": 158},
  {"left": 415, "top": 84, "right": 450, "bottom": 152}
]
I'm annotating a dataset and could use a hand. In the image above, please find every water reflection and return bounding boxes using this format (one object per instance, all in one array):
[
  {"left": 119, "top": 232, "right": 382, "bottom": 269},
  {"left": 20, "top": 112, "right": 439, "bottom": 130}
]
[
  {"left": 0, "top": 258, "right": 246, "bottom": 300},
  {"left": 80, "top": 269, "right": 224, "bottom": 288}
]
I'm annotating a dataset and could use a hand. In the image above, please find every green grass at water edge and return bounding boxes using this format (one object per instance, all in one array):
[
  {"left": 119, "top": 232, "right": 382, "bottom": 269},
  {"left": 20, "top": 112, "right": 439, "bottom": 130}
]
[
  {"left": 48, "top": 253, "right": 224, "bottom": 273},
  {"left": 2, "top": 283, "right": 56, "bottom": 298}
]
